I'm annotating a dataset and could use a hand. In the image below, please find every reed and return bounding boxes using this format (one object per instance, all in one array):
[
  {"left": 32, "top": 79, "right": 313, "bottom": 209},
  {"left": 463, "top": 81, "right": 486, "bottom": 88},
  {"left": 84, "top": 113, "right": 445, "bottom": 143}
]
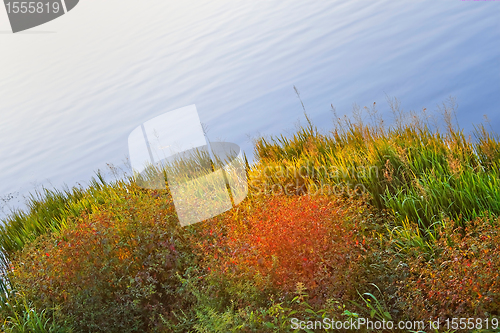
[{"left": 251, "top": 97, "right": 500, "bottom": 232}]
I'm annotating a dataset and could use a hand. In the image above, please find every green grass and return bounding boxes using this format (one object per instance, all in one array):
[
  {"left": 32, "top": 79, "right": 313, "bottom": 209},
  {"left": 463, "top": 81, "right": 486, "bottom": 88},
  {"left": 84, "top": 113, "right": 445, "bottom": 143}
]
[
  {"left": 250, "top": 96, "right": 500, "bottom": 231},
  {"left": 0, "top": 171, "right": 129, "bottom": 268},
  {"left": 0, "top": 291, "right": 73, "bottom": 333}
]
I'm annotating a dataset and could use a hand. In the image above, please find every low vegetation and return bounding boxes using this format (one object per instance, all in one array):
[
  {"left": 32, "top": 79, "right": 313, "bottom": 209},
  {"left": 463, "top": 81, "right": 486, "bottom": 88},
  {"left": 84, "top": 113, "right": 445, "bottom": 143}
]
[{"left": 0, "top": 96, "right": 499, "bottom": 332}]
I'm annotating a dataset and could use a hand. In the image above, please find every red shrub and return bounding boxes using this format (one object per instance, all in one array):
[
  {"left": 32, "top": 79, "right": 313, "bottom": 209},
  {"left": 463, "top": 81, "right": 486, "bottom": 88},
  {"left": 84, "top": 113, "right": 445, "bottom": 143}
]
[{"left": 197, "top": 195, "right": 374, "bottom": 304}]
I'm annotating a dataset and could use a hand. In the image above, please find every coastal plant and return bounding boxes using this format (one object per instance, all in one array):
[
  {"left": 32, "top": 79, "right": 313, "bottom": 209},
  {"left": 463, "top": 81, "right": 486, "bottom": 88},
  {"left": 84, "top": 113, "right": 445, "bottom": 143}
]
[
  {"left": 0, "top": 96, "right": 499, "bottom": 332},
  {"left": 0, "top": 291, "right": 73, "bottom": 333},
  {"left": 0, "top": 172, "right": 129, "bottom": 265},
  {"left": 195, "top": 194, "right": 380, "bottom": 311},
  {"left": 251, "top": 97, "right": 500, "bottom": 234},
  {"left": 389, "top": 216, "right": 500, "bottom": 319},
  {"left": 5, "top": 185, "right": 198, "bottom": 333}
]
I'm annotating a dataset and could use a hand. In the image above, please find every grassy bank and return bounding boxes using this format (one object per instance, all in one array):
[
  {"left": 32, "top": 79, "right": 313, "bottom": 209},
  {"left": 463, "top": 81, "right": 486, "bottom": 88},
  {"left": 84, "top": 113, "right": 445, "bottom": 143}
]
[{"left": 0, "top": 98, "right": 499, "bottom": 332}]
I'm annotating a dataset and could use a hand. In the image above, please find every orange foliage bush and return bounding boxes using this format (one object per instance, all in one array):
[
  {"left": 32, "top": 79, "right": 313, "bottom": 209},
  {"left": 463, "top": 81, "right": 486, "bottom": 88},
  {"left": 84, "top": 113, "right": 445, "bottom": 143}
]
[
  {"left": 7, "top": 187, "right": 385, "bottom": 331},
  {"left": 197, "top": 195, "right": 376, "bottom": 306}
]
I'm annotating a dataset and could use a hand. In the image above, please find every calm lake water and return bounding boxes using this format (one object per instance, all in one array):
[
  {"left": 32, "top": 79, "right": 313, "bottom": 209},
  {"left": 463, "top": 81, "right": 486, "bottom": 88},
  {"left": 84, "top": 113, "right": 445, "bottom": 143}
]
[{"left": 0, "top": 0, "right": 499, "bottom": 218}]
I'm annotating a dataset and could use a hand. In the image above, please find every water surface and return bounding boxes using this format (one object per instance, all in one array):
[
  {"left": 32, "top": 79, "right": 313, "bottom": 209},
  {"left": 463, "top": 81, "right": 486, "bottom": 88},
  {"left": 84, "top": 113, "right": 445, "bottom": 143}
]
[{"left": 0, "top": 0, "right": 499, "bottom": 217}]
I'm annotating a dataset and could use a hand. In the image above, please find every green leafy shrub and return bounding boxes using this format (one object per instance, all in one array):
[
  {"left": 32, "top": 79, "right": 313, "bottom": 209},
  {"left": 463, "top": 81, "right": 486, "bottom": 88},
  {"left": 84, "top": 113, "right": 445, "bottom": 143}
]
[{"left": 390, "top": 216, "right": 500, "bottom": 319}]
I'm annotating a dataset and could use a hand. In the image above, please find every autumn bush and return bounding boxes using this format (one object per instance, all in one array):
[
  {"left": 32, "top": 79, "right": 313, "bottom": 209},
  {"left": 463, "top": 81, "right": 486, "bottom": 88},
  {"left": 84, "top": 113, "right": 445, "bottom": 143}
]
[
  {"left": 6, "top": 185, "right": 199, "bottom": 333},
  {"left": 3, "top": 186, "right": 387, "bottom": 332},
  {"left": 383, "top": 216, "right": 500, "bottom": 321},
  {"left": 194, "top": 194, "right": 382, "bottom": 312},
  {"left": 1, "top": 97, "right": 500, "bottom": 331}
]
